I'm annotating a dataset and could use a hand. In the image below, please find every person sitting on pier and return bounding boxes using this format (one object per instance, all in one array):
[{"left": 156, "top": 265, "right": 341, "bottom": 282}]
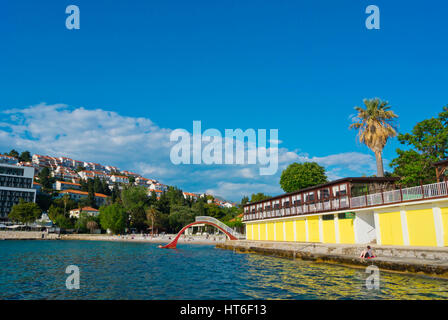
[{"left": 360, "top": 246, "right": 376, "bottom": 259}]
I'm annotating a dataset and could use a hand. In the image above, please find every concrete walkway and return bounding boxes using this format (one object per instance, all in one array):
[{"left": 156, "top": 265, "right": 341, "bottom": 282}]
[{"left": 216, "top": 240, "right": 448, "bottom": 278}]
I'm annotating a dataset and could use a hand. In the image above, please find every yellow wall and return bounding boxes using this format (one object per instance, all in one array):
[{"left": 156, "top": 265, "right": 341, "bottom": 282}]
[
  {"left": 259, "top": 222, "right": 266, "bottom": 241},
  {"left": 245, "top": 201, "right": 448, "bottom": 247},
  {"left": 285, "top": 221, "right": 294, "bottom": 241},
  {"left": 307, "top": 216, "right": 320, "bottom": 242},
  {"left": 323, "top": 219, "right": 336, "bottom": 243},
  {"left": 406, "top": 209, "right": 437, "bottom": 247},
  {"left": 379, "top": 211, "right": 403, "bottom": 246},
  {"left": 253, "top": 223, "right": 260, "bottom": 240},
  {"left": 246, "top": 224, "right": 253, "bottom": 240},
  {"left": 338, "top": 217, "right": 355, "bottom": 244},
  {"left": 267, "top": 222, "right": 274, "bottom": 241},
  {"left": 275, "top": 222, "right": 284, "bottom": 241},
  {"left": 442, "top": 207, "right": 448, "bottom": 246},
  {"left": 295, "top": 219, "right": 306, "bottom": 242}
]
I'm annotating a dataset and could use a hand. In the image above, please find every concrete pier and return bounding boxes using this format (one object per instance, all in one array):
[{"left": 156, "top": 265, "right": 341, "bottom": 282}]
[{"left": 216, "top": 240, "right": 448, "bottom": 278}]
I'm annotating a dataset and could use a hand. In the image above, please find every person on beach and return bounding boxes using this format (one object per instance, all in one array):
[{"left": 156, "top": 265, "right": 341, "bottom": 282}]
[{"left": 360, "top": 245, "right": 375, "bottom": 259}]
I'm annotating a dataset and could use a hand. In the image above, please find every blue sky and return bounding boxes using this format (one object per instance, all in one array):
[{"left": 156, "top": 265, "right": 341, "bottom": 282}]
[{"left": 1, "top": 1, "right": 447, "bottom": 201}]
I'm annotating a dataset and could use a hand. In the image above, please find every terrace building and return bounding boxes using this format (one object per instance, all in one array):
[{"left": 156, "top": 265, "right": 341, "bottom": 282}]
[
  {"left": 0, "top": 155, "right": 19, "bottom": 165},
  {"left": 183, "top": 192, "right": 200, "bottom": 200},
  {"left": 53, "top": 180, "right": 82, "bottom": 191},
  {"left": 110, "top": 175, "right": 129, "bottom": 184},
  {"left": 105, "top": 165, "right": 120, "bottom": 173},
  {"left": 149, "top": 182, "right": 168, "bottom": 192},
  {"left": 58, "top": 189, "right": 107, "bottom": 206},
  {"left": 122, "top": 170, "right": 141, "bottom": 178},
  {"left": 244, "top": 177, "right": 448, "bottom": 248},
  {"left": 51, "top": 166, "right": 79, "bottom": 181},
  {"left": 0, "top": 163, "right": 36, "bottom": 222},
  {"left": 78, "top": 170, "right": 108, "bottom": 181}
]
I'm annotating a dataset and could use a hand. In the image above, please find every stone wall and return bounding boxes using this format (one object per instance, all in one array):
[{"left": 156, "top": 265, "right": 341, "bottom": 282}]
[{"left": 0, "top": 231, "right": 60, "bottom": 240}]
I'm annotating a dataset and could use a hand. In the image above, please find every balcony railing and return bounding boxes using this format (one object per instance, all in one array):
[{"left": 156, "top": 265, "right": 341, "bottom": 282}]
[{"left": 243, "top": 181, "right": 448, "bottom": 222}]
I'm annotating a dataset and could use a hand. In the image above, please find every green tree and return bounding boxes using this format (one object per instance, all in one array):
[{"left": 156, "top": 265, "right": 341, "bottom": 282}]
[
  {"left": 19, "top": 151, "right": 32, "bottom": 162},
  {"left": 240, "top": 196, "right": 249, "bottom": 206},
  {"left": 8, "top": 149, "right": 19, "bottom": 159},
  {"left": 36, "top": 193, "right": 52, "bottom": 212},
  {"left": 349, "top": 98, "right": 398, "bottom": 177},
  {"left": 93, "top": 177, "right": 104, "bottom": 194},
  {"left": 102, "top": 180, "right": 111, "bottom": 196},
  {"left": 390, "top": 106, "right": 448, "bottom": 185},
  {"left": 99, "top": 204, "right": 127, "bottom": 234},
  {"left": 38, "top": 167, "right": 53, "bottom": 190},
  {"left": 391, "top": 150, "right": 434, "bottom": 186},
  {"left": 111, "top": 183, "right": 120, "bottom": 203},
  {"left": 8, "top": 199, "right": 42, "bottom": 224},
  {"left": 145, "top": 206, "right": 160, "bottom": 236},
  {"left": 48, "top": 205, "right": 65, "bottom": 222},
  {"left": 168, "top": 205, "right": 196, "bottom": 233},
  {"left": 74, "top": 212, "right": 89, "bottom": 233},
  {"left": 250, "top": 193, "right": 271, "bottom": 203},
  {"left": 205, "top": 203, "right": 224, "bottom": 220},
  {"left": 121, "top": 186, "right": 149, "bottom": 230},
  {"left": 87, "top": 184, "right": 96, "bottom": 208},
  {"left": 280, "top": 162, "right": 327, "bottom": 193},
  {"left": 54, "top": 215, "right": 73, "bottom": 229}
]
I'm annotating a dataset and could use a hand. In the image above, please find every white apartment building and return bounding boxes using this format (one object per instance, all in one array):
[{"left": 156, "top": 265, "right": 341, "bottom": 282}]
[
  {"left": 110, "top": 175, "right": 129, "bottom": 184},
  {"left": 53, "top": 180, "right": 82, "bottom": 191},
  {"left": 0, "top": 155, "right": 19, "bottom": 165},
  {"left": 0, "top": 163, "right": 36, "bottom": 222}
]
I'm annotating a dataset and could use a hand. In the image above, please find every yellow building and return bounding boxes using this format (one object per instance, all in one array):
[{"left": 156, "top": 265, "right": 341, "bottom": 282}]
[{"left": 244, "top": 178, "right": 448, "bottom": 248}]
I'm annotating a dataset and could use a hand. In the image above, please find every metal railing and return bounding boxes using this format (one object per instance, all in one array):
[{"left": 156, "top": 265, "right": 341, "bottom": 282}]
[
  {"left": 243, "top": 181, "right": 448, "bottom": 222},
  {"left": 195, "top": 216, "right": 245, "bottom": 239}
]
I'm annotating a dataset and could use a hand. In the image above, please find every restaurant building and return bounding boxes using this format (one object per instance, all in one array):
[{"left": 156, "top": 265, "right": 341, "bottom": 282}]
[{"left": 243, "top": 177, "right": 448, "bottom": 247}]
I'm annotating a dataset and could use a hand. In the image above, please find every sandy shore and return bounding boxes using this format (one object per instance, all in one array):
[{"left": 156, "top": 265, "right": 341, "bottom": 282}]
[
  {"left": 60, "top": 233, "right": 227, "bottom": 245},
  {"left": 0, "top": 230, "right": 228, "bottom": 244}
]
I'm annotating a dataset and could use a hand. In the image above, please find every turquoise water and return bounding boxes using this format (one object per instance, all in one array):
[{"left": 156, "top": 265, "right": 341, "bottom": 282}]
[{"left": 1, "top": 240, "right": 448, "bottom": 300}]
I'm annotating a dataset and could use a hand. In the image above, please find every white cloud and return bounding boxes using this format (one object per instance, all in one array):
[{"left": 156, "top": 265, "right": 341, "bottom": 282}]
[{"left": 0, "top": 103, "right": 378, "bottom": 201}]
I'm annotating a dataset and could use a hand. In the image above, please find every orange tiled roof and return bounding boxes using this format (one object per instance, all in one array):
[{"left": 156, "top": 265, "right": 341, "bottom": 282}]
[
  {"left": 57, "top": 180, "right": 81, "bottom": 186},
  {"left": 80, "top": 207, "right": 99, "bottom": 212},
  {"left": 60, "top": 189, "right": 108, "bottom": 198}
]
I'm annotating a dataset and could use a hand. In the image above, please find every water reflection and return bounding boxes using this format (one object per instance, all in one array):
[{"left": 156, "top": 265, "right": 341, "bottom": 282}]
[{"left": 241, "top": 254, "right": 448, "bottom": 300}]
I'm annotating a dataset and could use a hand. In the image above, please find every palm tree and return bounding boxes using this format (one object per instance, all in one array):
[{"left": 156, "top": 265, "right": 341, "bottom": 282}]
[
  {"left": 145, "top": 206, "right": 159, "bottom": 237},
  {"left": 86, "top": 220, "right": 98, "bottom": 234},
  {"left": 350, "top": 98, "right": 398, "bottom": 177}
]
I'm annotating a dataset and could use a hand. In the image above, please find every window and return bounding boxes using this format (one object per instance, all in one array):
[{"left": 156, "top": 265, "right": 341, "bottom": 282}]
[
  {"left": 0, "top": 166, "right": 24, "bottom": 176},
  {"left": 320, "top": 188, "right": 330, "bottom": 199},
  {"left": 305, "top": 192, "right": 314, "bottom": 202},
  {"left": 333, "top": 186, "right": 340, "bottom": 197},
  {"left": 338, "top": 212, "right": 355, "bottom": 220},
  {"left": 322, "top": 214, "right": 334, "bottom": 220},
  {"left": 340, "top": 184, "right": 347, "bottom": 196}
]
